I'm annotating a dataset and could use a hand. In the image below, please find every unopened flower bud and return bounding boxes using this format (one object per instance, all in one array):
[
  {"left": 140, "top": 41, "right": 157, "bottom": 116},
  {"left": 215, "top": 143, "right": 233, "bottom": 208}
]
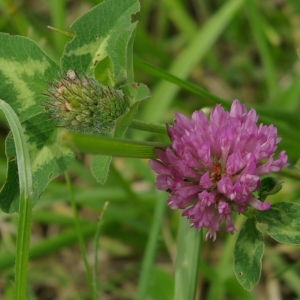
[{"left": 44, "top": 70, "right": 128, "bottom": 134}]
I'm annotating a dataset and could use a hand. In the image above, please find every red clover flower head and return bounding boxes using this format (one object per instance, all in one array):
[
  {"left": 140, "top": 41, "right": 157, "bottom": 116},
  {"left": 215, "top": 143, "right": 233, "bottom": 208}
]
[{"left": 150, "top": 100, "right": 289, "bottom": 241}]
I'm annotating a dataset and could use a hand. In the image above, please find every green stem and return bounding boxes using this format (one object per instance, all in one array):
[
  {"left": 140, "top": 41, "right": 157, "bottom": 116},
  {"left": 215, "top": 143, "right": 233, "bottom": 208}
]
[
  {"left": 279, "top": 168, "right": 300, "bottom": 181},
  {"left": 129, "top": 119, "right": 168, "bottom": 134},
  {"left": 136, "top": 192, "right": 167, "bottom": 300},
  {"left": 174, "top": 217, "right": 202, "bottom": 300},
  {"left": 65, "top": 172, "right": 95, "bottom": 300},
  {"left": 0, "top": 100, "right": 33, "bottom": 300},
  {"left": 59, "top": 130, "right": 169, "bottom": 158}
]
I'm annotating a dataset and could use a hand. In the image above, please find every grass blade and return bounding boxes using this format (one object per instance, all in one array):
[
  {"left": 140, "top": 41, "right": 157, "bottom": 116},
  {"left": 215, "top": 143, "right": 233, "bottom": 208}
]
[
  {"left": 136, "top": 192, "right": 167, "bottom": 300},
  {"left": 0, "top": 100, "right": 33, "bottom": 300},
  {"left": 137, "top": 0, "right": 244, "bottom": 129},
  {"left": 174, "top": 218, "right": 202, "bottom": 300},
  {"left": 245, "top": 0, "right": 277, "bottom": 100}
]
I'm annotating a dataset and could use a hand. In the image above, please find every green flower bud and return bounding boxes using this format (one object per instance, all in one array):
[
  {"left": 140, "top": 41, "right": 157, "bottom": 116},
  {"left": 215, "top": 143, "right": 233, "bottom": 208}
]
[{"left": 44, "top": 70, "right": 129, "bottom": 135}]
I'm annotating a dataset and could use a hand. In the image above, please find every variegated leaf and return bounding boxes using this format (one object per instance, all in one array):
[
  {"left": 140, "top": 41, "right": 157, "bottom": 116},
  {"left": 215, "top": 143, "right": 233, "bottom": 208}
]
[
  {"left": 234, "top": 218, "right": 264, "bottom": 291},
  {"left": 61, "top": 0, "right": 140, "bottom": 83},
  {"left": 0, "top": 33, "right": 74, "bottom": 212}
]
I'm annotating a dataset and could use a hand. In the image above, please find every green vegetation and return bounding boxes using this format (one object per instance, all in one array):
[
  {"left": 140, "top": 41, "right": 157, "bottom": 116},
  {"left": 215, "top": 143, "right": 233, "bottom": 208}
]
[{"left": 0, "top": 0, "right": 299, "bottom": 299}]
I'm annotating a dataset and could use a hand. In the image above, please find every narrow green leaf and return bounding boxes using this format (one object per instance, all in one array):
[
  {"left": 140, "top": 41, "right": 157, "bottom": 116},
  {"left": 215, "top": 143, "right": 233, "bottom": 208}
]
[
  {"left": 134, "top": 58, "right": 300, "bottom": 162},
  {"left": 59, "top": 130, "right": 168, "bottom": 158},
  {"left": 0, "top": 100, "right": 33, "bottom": 299},
  {"left": 135, "top": 59, "right": 300, "bottom": 128},
  {"left": 134, "top": 58, "right": 228, "bottom": 107},
  {"left": 256, "top": 202, "right": 300, "bottom": 245},
  {"left": 136, "top": 193, "right": 168, "bottom": 300},
  {"left": 245, "top": 0, "right": 277, "bottom": 100},
  {"left": 174, "top": 218, "right": 202, "bottom": 300},
  {"left": 137, "top": 0, "right": 244, "bottom": 129},
  {"left": 233, "top": 218, "right": 264, "bottom": 291},
  {"left": 161, "top": 0, "right": 197, "bottom": 39}
]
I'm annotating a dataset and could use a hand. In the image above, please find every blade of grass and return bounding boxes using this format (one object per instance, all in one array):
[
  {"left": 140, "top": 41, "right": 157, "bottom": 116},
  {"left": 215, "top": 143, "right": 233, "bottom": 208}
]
[
  {"left": 136, "top": 192, "right": 167, "bottom": 300},
  {"left": 174, "top": 218, "right": 202, "bottom": 300},
  {"left": 0, "top": 100, "right": 33, "bottom": 300},
  {"left": 134, "top": 58, "right": 229, "bottom": 108},
  {"left": 136, "top": 0, "right": 244, "bottom": 137},
  {"left": 162, "top": 0, "right": 197, "bottom": 38},
  {"left": 134, "top": 57, "right": 300, "bottom": 129},
  {"left": 156, "top": 2, "right": 169, "bottom": 43},
  {"left": 134, "top": 59, "right": 300, "bottom": 160},
  {"left": 245, "top": 0, "right": 278, "bottom": 100}
]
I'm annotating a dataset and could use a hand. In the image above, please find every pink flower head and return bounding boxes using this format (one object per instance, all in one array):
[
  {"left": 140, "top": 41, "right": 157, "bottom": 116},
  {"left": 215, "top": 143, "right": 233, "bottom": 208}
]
[{"left": 149, "top": 100, "right": 289, "bottom": 240}]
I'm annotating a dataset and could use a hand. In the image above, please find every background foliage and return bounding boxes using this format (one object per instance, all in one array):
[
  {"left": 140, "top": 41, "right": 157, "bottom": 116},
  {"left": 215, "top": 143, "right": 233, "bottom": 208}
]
[{"left": 0, "top": 0, "right": 300, "bottom": 299}]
